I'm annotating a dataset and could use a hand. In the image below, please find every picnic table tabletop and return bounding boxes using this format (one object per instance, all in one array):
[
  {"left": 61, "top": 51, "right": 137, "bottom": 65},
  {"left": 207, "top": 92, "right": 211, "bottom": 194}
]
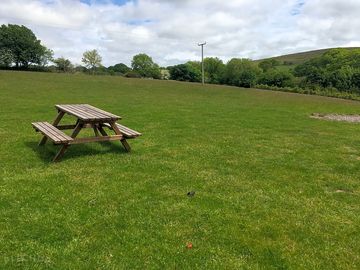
[{"left": 56, "top": 104, "right": 121, "bottom": 122}]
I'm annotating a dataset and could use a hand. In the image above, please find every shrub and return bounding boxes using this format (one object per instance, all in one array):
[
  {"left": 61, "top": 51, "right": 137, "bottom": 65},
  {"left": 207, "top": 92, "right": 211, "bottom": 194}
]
[
  {"left": 124, "top": 70, "right": 141, "bottom": 78},
  {"left": 257, "top": 69, "right": 295, "bottom": 87},
  {"left": 168, "top": 63, "right": 201, "bottom": 82},
  {"left": 222, "top": 58, "right": 261, "bottom": 88}
]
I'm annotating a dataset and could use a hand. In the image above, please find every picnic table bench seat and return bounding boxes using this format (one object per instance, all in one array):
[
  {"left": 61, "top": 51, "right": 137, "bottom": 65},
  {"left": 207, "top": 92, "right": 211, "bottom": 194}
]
[
  {"left": 103, "top": 123, "right": 142, "bottom": 138},
  {"left": 32, "top": 122, "right": 73, "bottom": 144}
]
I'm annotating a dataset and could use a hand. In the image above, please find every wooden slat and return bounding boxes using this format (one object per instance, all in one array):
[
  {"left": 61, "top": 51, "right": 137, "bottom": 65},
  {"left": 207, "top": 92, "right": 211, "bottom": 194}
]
[
  {"left": 83, "top": 104, "right": 121, "bottom": 119},
  {"left": 32, "top": 122, "right": 73, "bottom": 143},
  {"left": 103, "top": 123, "right": 141, "bottom": 138},
  {"left": 56, "top": 104, "right": 92, "bottom": 120},
  {"left": 56, "top": 124, "right": 77, "bottom": 130},
  {"left": 39, "top": 111, "right": 65, "bottom": 145},
  {"left": 117, "top": 124, "right": 142, "bottom": 136},
  {"left": 33, "top": 122, "right": 62, "bottom": 142},
  {"left": 43, "top": 122, "right": 73, "bottom": 142},
  {"left": 55, "top": 104, "right": 119, "bottom": 121},
  {"left": 69, "top": 135, "right": 123, "bottom": 144},
  {"left": 65, "top": 105, "right": 98, "bottom": 120},
  {"left": 37, "top": 122, "right": 67, "bottom": 142},
  {"left": 70, "top": 104, "right": 111, "bottom": 120},
  {"left": 57, "top": 124, "right": 94, "bottom": 130},
  {"left": 44, "top": 122, "right": 71, "bottom": 141},
  {"left": 77, "top": 104, "right": 112, "bottom": 120}
]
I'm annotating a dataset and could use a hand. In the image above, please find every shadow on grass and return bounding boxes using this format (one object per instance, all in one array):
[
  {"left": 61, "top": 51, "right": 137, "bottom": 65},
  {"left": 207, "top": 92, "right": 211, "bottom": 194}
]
[{"left": 25, "top": 141, "right": 127, "bottom": 163}]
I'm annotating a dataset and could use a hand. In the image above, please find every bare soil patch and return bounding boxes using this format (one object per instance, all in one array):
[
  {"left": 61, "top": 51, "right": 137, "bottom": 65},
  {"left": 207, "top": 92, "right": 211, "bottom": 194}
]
[{"left": 311, "top": 113, "right": 360, "bottom": 123}]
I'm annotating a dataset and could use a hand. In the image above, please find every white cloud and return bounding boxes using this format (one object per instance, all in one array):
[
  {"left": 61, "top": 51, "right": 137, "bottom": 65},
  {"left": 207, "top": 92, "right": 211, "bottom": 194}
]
[{"left": 0, "top": 0, "right": 359, "bottom": 66}]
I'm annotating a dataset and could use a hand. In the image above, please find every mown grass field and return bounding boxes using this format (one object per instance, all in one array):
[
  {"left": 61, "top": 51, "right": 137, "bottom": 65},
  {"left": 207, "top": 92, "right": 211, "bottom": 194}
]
[{"left": 0, "top": 71, "right": 360, "bottom": 269}]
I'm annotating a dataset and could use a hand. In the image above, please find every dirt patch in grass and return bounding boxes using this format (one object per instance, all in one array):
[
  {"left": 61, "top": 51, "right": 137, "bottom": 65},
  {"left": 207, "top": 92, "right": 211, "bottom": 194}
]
[{"left": 311, "top": 113, "right": 360, "bottom": 123}]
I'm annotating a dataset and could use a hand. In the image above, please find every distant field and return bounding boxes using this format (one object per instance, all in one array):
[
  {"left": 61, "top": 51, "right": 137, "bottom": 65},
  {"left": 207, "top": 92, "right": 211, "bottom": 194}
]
[
  {"left": 0, "top": 71, "right": 360, "bottom": 269},
  {"left": 255, "top": 47, "right": 360, "bottom": 67}
]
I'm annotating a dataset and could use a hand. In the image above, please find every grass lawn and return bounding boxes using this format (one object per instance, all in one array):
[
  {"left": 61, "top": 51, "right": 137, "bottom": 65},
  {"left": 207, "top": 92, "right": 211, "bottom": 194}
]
[{"left": 0, "top": 71, "right": 359, "bottom": 269}]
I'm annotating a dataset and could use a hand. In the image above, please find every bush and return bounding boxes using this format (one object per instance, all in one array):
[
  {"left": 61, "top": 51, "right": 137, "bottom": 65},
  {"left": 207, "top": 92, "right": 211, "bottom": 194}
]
[
  {"left": 124, "top": 70, "right": 141, "bottom": 78},
  {"left": 255, "top": 84, "right": 360, "bottom": 101},
  {"left": 222, "top": 58, "right": 261, "bottom": 88},
  {"left": 168, "top": 63, "right": 201, "bottom": 82},
  {"left": 294, "top": 48, "right": 360, "bottom": 92},
  {"left": 131, "top": 53, "right": 161, "bottom": 79},
  {"left": 257, "top": 69, "right": 295, "bottom": 88},
  {"left": 108, "top": 63, "right": 130, "bottom": 74}
]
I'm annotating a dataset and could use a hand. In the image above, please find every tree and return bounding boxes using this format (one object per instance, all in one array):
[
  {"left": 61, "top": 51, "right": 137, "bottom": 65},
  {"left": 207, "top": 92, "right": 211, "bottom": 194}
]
[
  {"left": 352, "top": 69, "right": 360, "bottom": 91},
  {"left": 53, "top": 57, "right": 73, "bottom": 72},
  {"left": 204, "top": 57, "right": 225, "bottom": 84},
  {"left": 0, "top": 24, "right": 49, "bottom": 68},
  {"left": 258, "top": 58, "right": 280, "bottom": 72},
  {"left": 223, "top": 58, "right": 261, "bottom": 88},
  {"left": 40, "top": 48, "right": 54, "bottom": 67},
  {"left": 0, "top": 48, "right": 14, "bottom": 67},
  {"left": 186, "top": 61, "right": 201, "bottom": 72},
  {"left": 82, "top": 49, "right": 102, "bottom": 73},
  {"left": 294, "top": 48, "right": 360, "bottom": 91},
  {"left": 168, "top": 63, "right": 201, "bottom": 82},
  {"left": 108, "top": 63, "right": 130, "bottom": 74},
  {"left": 131, "top": 53, "right": 161, "bottom": 79},
  {"left": 258, "top": 69, "right": 295, "bottom": 87}
]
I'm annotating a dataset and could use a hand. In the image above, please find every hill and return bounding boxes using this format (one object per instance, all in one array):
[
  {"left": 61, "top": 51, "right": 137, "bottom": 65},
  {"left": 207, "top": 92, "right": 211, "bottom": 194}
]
[
  {"left": 255, "top": 47, "right": 360, "bottom": 66},
  {"left": 1, "top": 71, "right": 360, "bottom": 269}
]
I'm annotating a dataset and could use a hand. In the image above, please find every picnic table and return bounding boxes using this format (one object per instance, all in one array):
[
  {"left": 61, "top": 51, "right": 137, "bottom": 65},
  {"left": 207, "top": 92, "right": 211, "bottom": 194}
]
[{"left": 32, "top": 104, "right": 141, "bottom": 161}]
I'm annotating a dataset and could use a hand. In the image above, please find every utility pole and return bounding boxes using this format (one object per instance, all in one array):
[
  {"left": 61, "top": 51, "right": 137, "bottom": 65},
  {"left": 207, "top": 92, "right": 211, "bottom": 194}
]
[{"left": 198, "top": 42, "right": 206, "bottom": 85}]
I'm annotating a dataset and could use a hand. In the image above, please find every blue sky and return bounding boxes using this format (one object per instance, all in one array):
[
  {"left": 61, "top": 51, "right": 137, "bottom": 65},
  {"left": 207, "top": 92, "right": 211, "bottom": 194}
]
[
  {"left": 1, "top": 0, "right": 359, "bottom": 66},
  {"left": 291, "top": 0, "right": 305, "bottom": 15}
]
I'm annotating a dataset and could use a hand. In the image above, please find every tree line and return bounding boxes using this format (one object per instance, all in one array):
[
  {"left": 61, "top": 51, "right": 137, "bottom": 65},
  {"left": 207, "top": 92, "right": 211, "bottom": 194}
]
[
  {"left": 1, "top": 24, "right": 360, "bottom": 99},
  {"left": 0, "top": 24, "right": 163, "bottom": 78}
]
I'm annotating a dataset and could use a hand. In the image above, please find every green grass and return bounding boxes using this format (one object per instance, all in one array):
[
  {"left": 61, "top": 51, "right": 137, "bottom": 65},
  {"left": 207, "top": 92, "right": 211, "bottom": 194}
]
[{"left": 1, "top": 71, "right": 360, "bottom": 269}]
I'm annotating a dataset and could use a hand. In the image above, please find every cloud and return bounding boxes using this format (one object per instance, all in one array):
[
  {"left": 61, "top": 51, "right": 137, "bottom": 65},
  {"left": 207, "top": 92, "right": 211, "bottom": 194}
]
[{"left": 0, "top": 0, "right": 359, "bottom": 66}]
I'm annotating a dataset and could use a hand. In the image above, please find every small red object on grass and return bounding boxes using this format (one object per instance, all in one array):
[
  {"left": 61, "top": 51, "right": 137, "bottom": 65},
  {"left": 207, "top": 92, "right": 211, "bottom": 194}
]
[{"left": 186, "top": 242, "right": 193, "bottom": 249}]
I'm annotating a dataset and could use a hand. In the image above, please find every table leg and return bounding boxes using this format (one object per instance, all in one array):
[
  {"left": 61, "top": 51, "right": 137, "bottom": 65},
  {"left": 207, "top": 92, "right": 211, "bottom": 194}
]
[
  {"left": 93, "top": 124, "right": 100, "bottom": 137},
  {"left": 109, "top": 121, "right": 131, "bottom": 152},
  {"left": 39, "top": 111, "right": 65, "bottom": 146},
  {"left": 98, "top": 125, "right": 108, "bottom": 136},
  {"left": 53, "top": 121, "right": 83, "bottom": 162}
]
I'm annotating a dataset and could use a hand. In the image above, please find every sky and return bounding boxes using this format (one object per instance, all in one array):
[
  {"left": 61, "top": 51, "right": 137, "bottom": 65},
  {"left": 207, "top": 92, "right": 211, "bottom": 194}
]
[{"left": 1, "top": 0, "right": 360, "bottom": 67}]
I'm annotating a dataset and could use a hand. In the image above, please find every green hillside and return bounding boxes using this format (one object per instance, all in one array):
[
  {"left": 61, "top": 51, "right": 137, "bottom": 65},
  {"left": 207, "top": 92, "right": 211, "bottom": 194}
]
[
  {"left": 255, "top": 47, "right": 360, "bottom": 66},
  {"left": 1, "top": 71, "right": 360, "bottom": 269}
]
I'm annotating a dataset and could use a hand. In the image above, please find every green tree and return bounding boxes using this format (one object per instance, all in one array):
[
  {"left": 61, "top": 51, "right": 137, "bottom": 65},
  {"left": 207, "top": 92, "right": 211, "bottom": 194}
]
[
  {"left": 53, "top": 57, "right": 73, "bottom": 72},
  {"left": 108, "top": 63, "right": 130, "bottom": 74},
  {"left": 258, "top": 58, "right": 280, "bottom": 72},
  {"left": 131, "top": 53, "right": 161, "bottom": 79},
  {"left": 352, "top": 69, "right": 360, "bottom": 90},
  {"left": 168, "top": 63, "right": 201, "bottom": 82},
  {"left": 329, "top": 65, "right": 354, "bottom": 90},
  {"left": 82, "top": 49, "right": 102, "bottom": 74},
  {"left": 294, "top": 48, "right": 360, "bottom": 91},
  {"left": 223, "top": 58, "right": 261, "bottom": 88},
  {"left": 204, "top": 57, "right": 225, "bottom": 84},
  {"left": 0, "top": 24, "right": 49, "bottom": 68},
  {"left": 186, "top": 61, "right": 201, "bottom": 72},
  {"left": 258, "top": 69, "right": 295, "bottom": 87},
  {"left": 0, "top": 48, "right": 14, "bottom": 67},
  {"left": 39, "top": 48, "right": 54, "bottom": 67}
]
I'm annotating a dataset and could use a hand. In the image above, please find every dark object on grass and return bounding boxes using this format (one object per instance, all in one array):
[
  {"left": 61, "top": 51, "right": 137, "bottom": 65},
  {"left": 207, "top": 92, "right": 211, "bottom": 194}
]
[{"left": 187, "top": 191, "right": 195, "bottom": 197}]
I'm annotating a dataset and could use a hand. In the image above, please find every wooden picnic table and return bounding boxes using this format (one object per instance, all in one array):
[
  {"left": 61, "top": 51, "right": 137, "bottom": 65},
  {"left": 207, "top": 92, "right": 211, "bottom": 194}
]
[{"left": 32, "top": 104, "right": 141, "bottom": 161}]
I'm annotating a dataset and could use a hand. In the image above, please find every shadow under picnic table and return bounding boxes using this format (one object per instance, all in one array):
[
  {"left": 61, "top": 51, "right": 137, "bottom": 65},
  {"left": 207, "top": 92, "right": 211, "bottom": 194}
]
[{"left": 25, "top": 140, "right": 128, "bottom": 163}]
